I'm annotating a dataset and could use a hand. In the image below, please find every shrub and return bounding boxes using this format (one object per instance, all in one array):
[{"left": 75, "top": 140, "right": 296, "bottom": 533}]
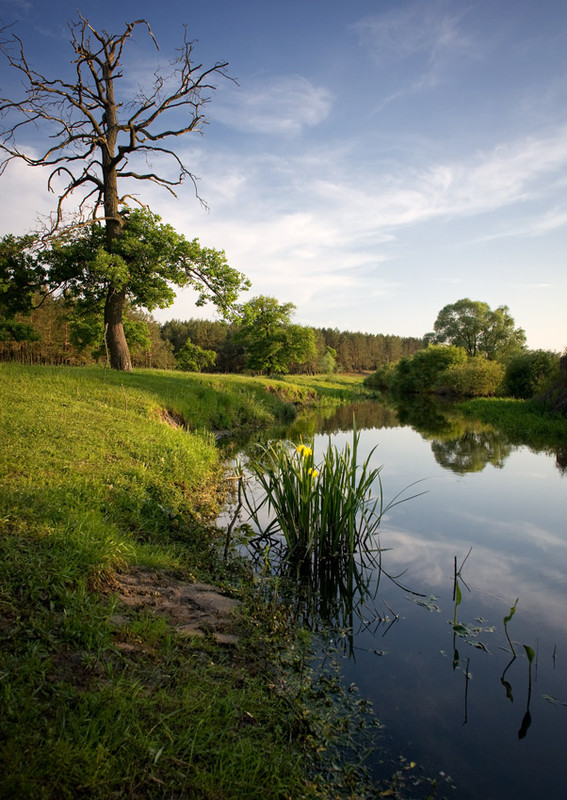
[
  {"left": 391, "top": 345, "right": 467, "bottom": 394},
  {"left": 504, "top": 350, "right": 560, "bottom": 398},
  {"left": 441, "top": 356, "right": 505, "bottom": 397},
  {"left": 363, "top": 362, "right": 397, "bottom": 391},
  {"left": 175, "top": 340, "right": 217, "bottom": 372}
]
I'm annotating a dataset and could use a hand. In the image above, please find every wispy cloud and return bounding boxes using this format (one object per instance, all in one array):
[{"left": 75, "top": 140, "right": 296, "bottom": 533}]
[
  {"left": 353, "top": 0, "right": 476, "bottom": 65},
  {"left": 210, "top": 75, "right": 333, "bottom": 136}
]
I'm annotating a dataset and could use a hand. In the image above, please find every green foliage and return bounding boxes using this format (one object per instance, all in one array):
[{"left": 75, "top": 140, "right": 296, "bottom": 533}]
[
  {"left": 366, "top": 345, "right": 507, "bottom": 398},
  {"left": 245, "top": 427, "right": 385, "bottom": 562},
  {"left": 0, "top": 233, "right": 43, "bottom": 341},
  {"left": 317, "top": 345, "right": 337, "bottom": 374},
  {"left": 175, "top": 340, "right": 217, "bottom": 372},
  {"left": 441, "top": 356, "right": 505, "bottom": 397},
  {"left": 427, "top": 298, "right": 526, "bottom": 360},
  {"left": 235, "top": 295, "right": 316, "bottom": 375},
  {"left": 504, "top": 349, "right": 560, "bottom": 398},
  {"left": 44, "top": 208, "right": 250, "bottom": 317},
  {"left": 363, "top": 362, "right": 398, "bottom": 391},
  {"left": 459, "top": 397, "right": 567, "bottom": 438},
  {"left": 391, "top": 345, "right": 467, "bottom": 394}
]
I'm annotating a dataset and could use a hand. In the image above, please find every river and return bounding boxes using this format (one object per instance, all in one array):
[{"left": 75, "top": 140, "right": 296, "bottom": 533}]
[{"left": 228, "top": 397, "right": 567, "bottom": 799}]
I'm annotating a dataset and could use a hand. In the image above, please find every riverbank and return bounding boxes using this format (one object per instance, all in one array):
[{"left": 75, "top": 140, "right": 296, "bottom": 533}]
[{"left": 0, "top": 364, "right": 374, "bottom": 799}]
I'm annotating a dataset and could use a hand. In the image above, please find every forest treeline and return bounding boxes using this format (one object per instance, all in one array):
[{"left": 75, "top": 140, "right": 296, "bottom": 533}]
[{"left": 0, "top": 295, "right": 424, "bottom": 374}]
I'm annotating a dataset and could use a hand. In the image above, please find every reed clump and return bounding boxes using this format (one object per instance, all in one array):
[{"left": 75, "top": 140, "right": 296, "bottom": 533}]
[{"left": 245, "top": 424, "right": 385, "bottom": 564}]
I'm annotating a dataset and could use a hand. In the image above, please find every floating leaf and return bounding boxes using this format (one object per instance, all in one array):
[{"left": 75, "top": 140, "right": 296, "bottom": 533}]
[
  {"left": 412, "top": 595, "right": 441, "bottom": 613},
  {"left": 543, "top": 694, "right": 567, "bottom": 707},
  {"left": 469, "top": 640, "right": 490, "bottom": 653},
  {"left": 523, "top": 644, "right": 535, "bottom": 665}
]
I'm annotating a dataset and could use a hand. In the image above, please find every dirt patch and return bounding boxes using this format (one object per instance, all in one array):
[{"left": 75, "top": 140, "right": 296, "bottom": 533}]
[
  {"left": 111, "top": 567, "right": 240, "bottom": 646},
  {"left": 158, "top": 408, "right": 188, "bottom": 429}
]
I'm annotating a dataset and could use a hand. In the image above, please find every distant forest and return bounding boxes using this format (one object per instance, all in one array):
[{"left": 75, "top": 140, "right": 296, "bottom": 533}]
[{"left": 0, "top": 296, "right": 424, "bottom": 373}]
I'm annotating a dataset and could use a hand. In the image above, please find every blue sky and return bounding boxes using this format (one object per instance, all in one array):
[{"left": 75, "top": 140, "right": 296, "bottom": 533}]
[{"left": 1, "top": 0, "right": 566, "bottom": 351}]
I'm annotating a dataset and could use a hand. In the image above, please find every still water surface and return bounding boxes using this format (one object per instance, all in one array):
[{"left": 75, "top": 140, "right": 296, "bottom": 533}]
[{"left": 234, "top": 399, "right": 567, "bottom": 799}]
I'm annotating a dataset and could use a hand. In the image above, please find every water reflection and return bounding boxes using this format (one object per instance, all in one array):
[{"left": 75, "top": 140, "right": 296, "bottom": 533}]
[
  {"left": 430, "top": 430, "right": 511, "bottom": 473},
  {"left": 226, "top": 397, "right": 567, "bottom": 800}
]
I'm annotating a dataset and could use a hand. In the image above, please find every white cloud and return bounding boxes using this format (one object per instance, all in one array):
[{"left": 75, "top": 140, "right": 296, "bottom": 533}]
[{"left": 209, "top": 75, "right": 333, "bottom": 135}]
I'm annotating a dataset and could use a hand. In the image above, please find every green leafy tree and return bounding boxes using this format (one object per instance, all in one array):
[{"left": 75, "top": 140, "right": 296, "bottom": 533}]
[
  {"left": 319, "top": 346, "right": 337, "bottom": 374},
  {"left": 175, "top": 341, "right": 217, "bottom": 372},
  {"left": 392, "top": 345, "right": 467, "bottom": 394},
  {"left": 1, "top": 15, "right": 233, "bottom": 370},
  {"left": 427, "top": 298, "right": 526, "bottom": 360},
  {"left": 235, "top": 296, "right": 315, "bottom": 375},
  {"left": 40, "top": 208, "right": 248, "bottom": 365},
  {"left": 0, "top": 234, "right": 43, "bottom": 341}
]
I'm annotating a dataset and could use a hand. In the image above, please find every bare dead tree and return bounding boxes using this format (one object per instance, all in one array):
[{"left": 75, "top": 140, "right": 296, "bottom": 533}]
[{"left": 0, "top": 14, "right": 231, "bottom": 370}]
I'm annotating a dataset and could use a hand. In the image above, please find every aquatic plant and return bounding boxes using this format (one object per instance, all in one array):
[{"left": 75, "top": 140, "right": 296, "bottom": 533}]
[{"left": 244, "top": 423, "right": 387, "bottom": 564}]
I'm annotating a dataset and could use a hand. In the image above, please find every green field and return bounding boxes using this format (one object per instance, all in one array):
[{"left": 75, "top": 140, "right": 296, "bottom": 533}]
[{"left": 0, "top": 364, "right": 371, "bottom": 800}]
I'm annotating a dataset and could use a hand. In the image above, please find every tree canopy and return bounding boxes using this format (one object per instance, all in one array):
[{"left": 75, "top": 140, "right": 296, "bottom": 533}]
[
  {"left": 426, "top": 298, "right": 526, "bottom": 360},
  {"left": 0, "top": 209, "right": 249, "bottom": 365},
  {"left": 235, "top": 295, "right": 316, "bottom": 375},
  {"left": 0, "top": 234, "right": 43, "bottom": 341}
]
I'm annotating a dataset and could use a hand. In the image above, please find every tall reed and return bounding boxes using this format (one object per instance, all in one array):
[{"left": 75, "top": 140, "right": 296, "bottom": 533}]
[{"left": 245, "top": 423, "right": 385, "bottom": 564}]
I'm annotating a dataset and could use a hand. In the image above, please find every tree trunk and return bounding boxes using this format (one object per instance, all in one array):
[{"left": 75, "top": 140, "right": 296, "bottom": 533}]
[
  {"left": 104, "top": 287, "right": 132, "bottom": 372},
  {"left": 101, "top": 59, "right": 133, "bottom": 371}
]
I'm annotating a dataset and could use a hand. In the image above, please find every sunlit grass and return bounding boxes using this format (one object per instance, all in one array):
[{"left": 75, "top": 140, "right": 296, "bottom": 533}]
[
  {"left": 1, "top": 363, "right": 373, "bottom": 799},
  {"left": 458, "top": 397, "right": 567, "bottom": 438}
]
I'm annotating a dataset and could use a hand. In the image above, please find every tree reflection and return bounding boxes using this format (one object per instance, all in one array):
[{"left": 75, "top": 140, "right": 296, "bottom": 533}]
[
  {"left": 391, "top": 395, "right": 514, "bottom": 474},
  {"left": 430, "top": 430, "right": 512, "bottom": 474}
]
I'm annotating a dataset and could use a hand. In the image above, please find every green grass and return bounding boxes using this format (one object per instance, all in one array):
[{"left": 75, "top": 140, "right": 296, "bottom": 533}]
[
  {"left": 263, "top": 373, "right": 368, "bottom": 400},
  {"left": 0, "top": 363, "right": 375, "bottom": 799},
  {"left": 458, "top": 397, "right": 567, "bottom": 440}
]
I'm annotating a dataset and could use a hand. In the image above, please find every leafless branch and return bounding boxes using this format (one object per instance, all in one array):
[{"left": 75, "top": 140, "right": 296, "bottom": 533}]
[{"left": 0, "top": 14, "right": 230, "bottom": 234}]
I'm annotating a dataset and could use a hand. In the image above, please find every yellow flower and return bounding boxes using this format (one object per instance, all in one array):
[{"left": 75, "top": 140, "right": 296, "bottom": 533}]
[
  {"left": 296, "top": 444, "right": 312, "bottom": 458},
  {"left": 308, "top": 468, "right": 318, "bottom": 478}
]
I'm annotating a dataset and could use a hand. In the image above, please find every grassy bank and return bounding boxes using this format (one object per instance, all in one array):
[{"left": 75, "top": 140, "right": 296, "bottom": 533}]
[
  {"left": 458, "top": 396, "right": 567, "bottom": 439},
  {"left": 0, "top": 364, "right": 371, "bottom": 800}
]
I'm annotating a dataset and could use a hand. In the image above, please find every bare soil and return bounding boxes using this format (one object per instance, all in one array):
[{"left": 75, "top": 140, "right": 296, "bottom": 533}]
[{"left": 111, "top": 566, "right": 240, "bottom": 646}]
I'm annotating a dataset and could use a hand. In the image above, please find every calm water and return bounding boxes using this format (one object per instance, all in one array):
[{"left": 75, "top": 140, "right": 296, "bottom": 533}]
[{"left": 232, "top": 399, "right": 567, "bottom": 799}]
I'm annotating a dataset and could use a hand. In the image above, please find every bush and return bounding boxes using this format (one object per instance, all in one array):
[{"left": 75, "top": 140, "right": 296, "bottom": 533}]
[
  {"left": 441, "top": 356, "right": 504, "bottom": 397},
  {"left": 504, "top": 350, "right": 560, "bottom": 399},
  {"left": 363, "top": 362, "right": 397, "bottom": 391},
  {"left": 391, "top": 345, "right": 467, "bottom": 394}
]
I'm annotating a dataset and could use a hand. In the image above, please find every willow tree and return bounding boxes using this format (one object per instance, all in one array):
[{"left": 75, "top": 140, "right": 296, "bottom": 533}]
[{"left": 0, "top": 14, "right": 233, "bottom": 370}]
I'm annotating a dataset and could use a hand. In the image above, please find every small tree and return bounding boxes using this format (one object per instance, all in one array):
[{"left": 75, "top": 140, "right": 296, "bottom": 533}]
[
  {"left": 175, "top": 340, "right": 217, "bottom": 372},
  {"left": 392, "top": 345, "right": 467, "bottom": 394},
  {"left": 0, "top": 15, "right": 234, "bottom": 369},
  {"left": 235, "top": 295, "right": 316, "bottom": 375},
  {"left": 441, "top": 356, "right": 505, "bottom": 397},
  {"left": 427, "top": 298, "right": 526, "bottom": 360}
]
